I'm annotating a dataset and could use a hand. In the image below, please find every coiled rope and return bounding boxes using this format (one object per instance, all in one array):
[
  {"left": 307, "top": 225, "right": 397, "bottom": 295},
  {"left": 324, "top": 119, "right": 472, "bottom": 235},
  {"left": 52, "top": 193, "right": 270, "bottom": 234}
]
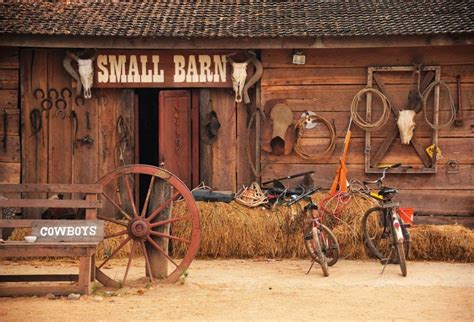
[
  {"left": 294, "top": 114, "right": 336, "bottom": 160},
  {"left": 350, "top": 87, "right": 391, "bottom": 131},
  {"left": 235, "top": 182, "right": 268, "bottom": 208},
  {"left": 421, "top": 80, "right": 456, "bottom": 130}
]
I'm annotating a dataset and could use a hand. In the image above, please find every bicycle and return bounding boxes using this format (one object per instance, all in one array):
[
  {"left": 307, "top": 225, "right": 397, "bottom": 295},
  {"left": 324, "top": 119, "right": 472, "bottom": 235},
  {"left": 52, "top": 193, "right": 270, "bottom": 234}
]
[
  {"left": 354, "top": 163, "right": 411, "bottom": 276},
  {"left": 303, "top": 199, "right": 340, "bottom": 277}
]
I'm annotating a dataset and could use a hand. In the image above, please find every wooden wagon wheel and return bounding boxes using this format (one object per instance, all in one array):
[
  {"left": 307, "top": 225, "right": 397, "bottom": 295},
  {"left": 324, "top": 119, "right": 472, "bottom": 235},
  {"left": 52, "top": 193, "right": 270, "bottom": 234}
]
[{"left": 94, "top": 164, "right": 200, "bottom": 287}]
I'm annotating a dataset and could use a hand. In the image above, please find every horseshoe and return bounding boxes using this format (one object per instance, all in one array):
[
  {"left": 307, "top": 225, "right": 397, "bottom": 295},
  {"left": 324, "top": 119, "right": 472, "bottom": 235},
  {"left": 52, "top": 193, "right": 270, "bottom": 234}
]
[
  {"left": 33, "top": 88, "right": 45, "bottom": 100},
  {"left": 47, "top": 88, "right": 59, "bottom": 100},
  {"left": 61, "top": 88, "right": 72, "bottom": 99}
]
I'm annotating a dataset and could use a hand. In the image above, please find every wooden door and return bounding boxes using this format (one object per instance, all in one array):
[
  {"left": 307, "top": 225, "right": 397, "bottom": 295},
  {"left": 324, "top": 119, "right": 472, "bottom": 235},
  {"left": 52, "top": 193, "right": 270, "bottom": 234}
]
[{"left": 158, "top": 90, "right": 193, "bottom": 188}]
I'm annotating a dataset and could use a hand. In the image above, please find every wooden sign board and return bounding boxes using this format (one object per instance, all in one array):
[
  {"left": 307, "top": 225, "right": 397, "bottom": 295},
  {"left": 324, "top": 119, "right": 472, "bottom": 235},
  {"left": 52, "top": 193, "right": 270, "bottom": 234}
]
[
  {"left": 32, "top": 220, "right": 104, "bottom": 242},
  {"left": 94, "top": 50, "right": 235, "bottom": 88}
]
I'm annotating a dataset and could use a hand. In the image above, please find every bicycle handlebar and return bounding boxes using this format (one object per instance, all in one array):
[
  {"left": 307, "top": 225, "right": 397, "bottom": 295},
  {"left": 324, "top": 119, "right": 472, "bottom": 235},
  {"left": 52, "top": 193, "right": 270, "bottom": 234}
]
[{"left": 363, "top": 163, "right": 402, "bottom": 186}]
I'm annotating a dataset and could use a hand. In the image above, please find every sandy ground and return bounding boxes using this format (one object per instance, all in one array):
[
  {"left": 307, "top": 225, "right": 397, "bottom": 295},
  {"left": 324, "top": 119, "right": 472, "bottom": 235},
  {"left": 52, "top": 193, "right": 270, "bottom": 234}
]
[{"left": 0, "top": 258, "right": 473, "bottom": 321}]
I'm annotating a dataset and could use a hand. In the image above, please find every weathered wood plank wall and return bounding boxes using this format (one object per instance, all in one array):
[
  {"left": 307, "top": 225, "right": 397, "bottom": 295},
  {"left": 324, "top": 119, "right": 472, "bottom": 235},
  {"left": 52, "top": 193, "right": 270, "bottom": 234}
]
[
  {"left": 19, "top": 49, "right": 135, "bottom": 218},
  {"left": 260, "top": 45, "right": 474, "bottom": 217},
  {"left": 0, "top": 47, "right": 20, "bottom": 186}
]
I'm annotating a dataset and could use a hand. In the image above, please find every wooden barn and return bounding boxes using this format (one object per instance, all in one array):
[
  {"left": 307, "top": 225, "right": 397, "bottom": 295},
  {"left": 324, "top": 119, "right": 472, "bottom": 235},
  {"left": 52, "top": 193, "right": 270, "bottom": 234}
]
[{"left": 0, "top": 1, "right": 473, "bottom": 227}]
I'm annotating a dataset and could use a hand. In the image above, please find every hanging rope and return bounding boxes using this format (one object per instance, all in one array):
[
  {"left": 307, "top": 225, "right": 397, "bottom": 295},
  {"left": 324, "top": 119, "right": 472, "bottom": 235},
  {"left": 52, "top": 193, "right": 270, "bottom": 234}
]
[
  {"left": 294, "top": 113, "right": 336, "bottom": 160},
  {"left": 421, "top": 80, "right": 456, "bottom": 130},
  {"left": 350, "top": 87, "right": 391, "bottom": 131},
  {"left": 114, "top": 115, "right": 133, "bottom": 167}
]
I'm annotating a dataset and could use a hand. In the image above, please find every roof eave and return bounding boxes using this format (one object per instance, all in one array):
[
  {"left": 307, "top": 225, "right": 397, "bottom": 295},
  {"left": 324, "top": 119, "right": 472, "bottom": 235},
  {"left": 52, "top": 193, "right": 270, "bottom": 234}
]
[{"left": 1, "top": 33, "right": 473, "bottom": 49}]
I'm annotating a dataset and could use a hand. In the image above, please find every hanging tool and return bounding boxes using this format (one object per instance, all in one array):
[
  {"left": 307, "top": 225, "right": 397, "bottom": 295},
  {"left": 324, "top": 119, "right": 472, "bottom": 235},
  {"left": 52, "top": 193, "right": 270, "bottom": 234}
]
[
  {"left": 70, "top": 111, "right": 78, "bottom": 154},
  {"left": 76, "top": 135, "right": 94, "bottom": 149},
  {"left": 454, "top": 75, "right": 463, "bottom": 127},
  {"left": 2, "top": 110, "right": 7, "bottom": 152},
  {"left": 30, "top": 109, "right": 42, "bottom": 182},
  {"left": 330, "top": 118, "right": 352, "bottom": 194},
  {"left": 86, "top": 111, "right": 91, "bottom": 130}
]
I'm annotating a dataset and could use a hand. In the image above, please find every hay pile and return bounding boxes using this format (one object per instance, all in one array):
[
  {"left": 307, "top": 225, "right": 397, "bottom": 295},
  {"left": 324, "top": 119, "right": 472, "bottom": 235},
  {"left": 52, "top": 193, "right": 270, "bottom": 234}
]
[{"left": 172, "top": 194, "right": 474, "bottom": 262}]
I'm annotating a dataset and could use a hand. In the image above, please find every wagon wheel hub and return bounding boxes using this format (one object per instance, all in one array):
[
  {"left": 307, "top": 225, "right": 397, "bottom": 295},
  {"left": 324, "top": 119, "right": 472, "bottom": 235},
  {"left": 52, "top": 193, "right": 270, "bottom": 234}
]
[{"left": 130, "top": 220, "right": 150, "bottom": 239}]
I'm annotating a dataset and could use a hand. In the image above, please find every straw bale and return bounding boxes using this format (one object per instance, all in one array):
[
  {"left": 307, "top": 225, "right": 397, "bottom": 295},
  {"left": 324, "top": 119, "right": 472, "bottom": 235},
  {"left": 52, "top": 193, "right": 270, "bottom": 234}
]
[{"left": 172, "top": 194, "right": 473, "bottom": 262}]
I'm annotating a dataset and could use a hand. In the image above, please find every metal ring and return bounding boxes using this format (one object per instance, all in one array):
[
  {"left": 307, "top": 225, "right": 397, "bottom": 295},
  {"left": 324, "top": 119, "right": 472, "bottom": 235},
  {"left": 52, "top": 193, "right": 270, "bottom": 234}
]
[
  {"left": 33, "top": 88, "right": 45, "bottom": 100},
  {"left": 61, "top": 88, "right": 72, "bottom": 99},
  {"left": 56, "top": 98, "right": 67, "bottom": 111},
  {"left": 47, "top": 88, "right": 59, "bottom": 100},
  {"left": 75, "top": 96, "right": 85, "bottom": 106},
  {"left": 56, "top": 109, "right": 66, "bottom": 119},
  {"left": 41, "top": 99, "right": 53, "bottom": 111}
]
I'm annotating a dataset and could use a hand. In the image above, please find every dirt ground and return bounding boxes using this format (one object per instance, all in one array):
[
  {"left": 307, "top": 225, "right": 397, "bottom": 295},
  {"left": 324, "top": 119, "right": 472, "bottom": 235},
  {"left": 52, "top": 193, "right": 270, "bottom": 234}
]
[{"left": 0, "top": 258, "right": 473, "bottom": 321}]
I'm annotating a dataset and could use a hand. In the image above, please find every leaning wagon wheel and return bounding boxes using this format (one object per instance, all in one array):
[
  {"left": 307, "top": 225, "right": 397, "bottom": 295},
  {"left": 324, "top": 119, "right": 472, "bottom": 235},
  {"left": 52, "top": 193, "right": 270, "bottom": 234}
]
[{"left": 95, "top": 164, "right": 200, "bottom": 287}]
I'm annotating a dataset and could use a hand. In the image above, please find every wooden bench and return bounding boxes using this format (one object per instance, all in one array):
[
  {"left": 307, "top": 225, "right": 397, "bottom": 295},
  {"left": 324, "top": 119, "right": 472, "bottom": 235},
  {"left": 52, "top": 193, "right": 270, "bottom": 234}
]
[{"left": 0, "top": 184, "right": 103, "bottom": 297}]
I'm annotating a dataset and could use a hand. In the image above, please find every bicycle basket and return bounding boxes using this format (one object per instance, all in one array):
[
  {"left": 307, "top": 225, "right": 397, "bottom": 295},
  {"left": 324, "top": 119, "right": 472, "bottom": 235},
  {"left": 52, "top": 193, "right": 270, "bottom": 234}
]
[{"left": 399, "top": 207, "right": 414, "bottom": 226}]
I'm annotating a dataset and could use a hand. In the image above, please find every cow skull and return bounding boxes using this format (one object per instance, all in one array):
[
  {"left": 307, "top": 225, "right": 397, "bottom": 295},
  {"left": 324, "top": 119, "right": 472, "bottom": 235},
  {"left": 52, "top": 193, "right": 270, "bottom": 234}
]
[
  {"left": 226, "top": 51, "right": 262, "bottom": 103},
  {"left": 63, "top": 50, "right": 98, "bottom": 99},
  {"left": 226, "top": 54, "right": 251, "bottom": 103},
  {"left": 396, "top": 110, "right": 417, "bottom": 144}
]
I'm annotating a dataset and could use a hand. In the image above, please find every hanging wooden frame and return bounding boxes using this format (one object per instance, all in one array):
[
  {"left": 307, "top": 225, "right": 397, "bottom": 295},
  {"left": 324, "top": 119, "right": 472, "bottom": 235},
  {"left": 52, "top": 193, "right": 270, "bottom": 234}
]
[{"left": 365, "top": 66, "right": 441, "bottom": 174}]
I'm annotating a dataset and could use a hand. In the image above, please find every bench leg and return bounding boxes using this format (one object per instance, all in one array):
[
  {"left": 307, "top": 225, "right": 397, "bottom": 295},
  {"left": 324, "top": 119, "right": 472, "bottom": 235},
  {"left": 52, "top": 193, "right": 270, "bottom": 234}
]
[
  {"left": 90, "top": 255, "right": 96, "bottom": 282},
  {"left": 79, "top": 256, "right": 92, "bottom": 295}
]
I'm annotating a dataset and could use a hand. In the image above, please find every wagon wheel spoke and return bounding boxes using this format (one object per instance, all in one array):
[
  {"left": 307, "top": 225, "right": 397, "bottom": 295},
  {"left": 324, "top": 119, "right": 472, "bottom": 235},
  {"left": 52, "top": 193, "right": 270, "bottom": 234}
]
[
  {"left": 102, "top": 191, "right": 132, "bottom": 221},
  {"left": 123, "top": 240, "right": 137, "bottom": 285},
  {"left": 140, "top": 176, "right": 156, "bottom": 218},
  {"left": 150, "top": 231, "right": 191, "bottom": 245},
  {"left": 98, "top": 236, "right": 131, "bottom": 269},
  {"left": 98, "top": 214, "right": 128, "bottom": 227},
  {"left": 104, "top": 229, "right": 128, "bottom": 240},
  {"left": 96, "top": 165, "right": 201, "bottom": 285},
  {"left": 146, "top": 191, "right": 181, "bottom": 223},
  {"left": 150, "top": 215, "right": 192, "bottom": 228},
  {"left": 123, "top": 173, "right": 139, "bottom": 219},
  {"left": 146, "top": 236, "right": 179, "bottom": 268},
  {"left": 140, "top": 240, "right": 154, "bottom": 283}
]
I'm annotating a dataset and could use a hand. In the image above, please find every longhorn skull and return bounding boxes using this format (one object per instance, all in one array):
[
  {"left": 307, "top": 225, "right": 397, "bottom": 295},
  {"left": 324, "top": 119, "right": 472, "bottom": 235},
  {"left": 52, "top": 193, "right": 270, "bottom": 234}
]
[
  {"left": 63, "top": 50, "right": 98, "bottom": 99},
  {"left": 396, "top": 97, "right": 422, "bottom": 145},
  {"left": 226, "top": 51, "right": 262, "bottom": 103}
]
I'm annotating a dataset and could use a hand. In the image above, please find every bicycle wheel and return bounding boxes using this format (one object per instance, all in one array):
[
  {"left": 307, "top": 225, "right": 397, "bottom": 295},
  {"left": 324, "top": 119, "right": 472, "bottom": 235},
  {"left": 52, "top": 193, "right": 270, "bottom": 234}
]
[
  {"left": 362, "top": 206, "right": 391, "bottom": 260},
  {"left": 312, "top": 227, "right": 329, "bottom": 277},
  {"left": 304, "top": 225, "right": 339, "bottom": 267},
  {"left": 362, "top": 206, "right": 410, "bottom": 262},
  {"left": 320, "top": 224, "right": 340, "bottom": 267},
  {"left": 395, "top": 240, "right": 407, "bottom": 276}
]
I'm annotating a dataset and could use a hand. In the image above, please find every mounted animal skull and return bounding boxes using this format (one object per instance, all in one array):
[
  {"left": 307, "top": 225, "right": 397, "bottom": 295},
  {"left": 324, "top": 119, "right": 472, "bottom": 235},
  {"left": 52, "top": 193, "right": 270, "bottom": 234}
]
[
  {"left": 226, "top": 51, "right": 263, "bottom": 104},
  {"left": 63, "top": 50, "right": 98, "bottom": 99},
  {"left": 396, "top": 101, "right": 422, "bottom": 145}
]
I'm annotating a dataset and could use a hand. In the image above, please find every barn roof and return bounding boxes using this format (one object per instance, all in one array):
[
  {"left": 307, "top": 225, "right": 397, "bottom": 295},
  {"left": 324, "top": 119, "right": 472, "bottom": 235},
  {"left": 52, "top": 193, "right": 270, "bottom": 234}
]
[{"left": 0, "top": 1, "right": 473, "bottom": 39}]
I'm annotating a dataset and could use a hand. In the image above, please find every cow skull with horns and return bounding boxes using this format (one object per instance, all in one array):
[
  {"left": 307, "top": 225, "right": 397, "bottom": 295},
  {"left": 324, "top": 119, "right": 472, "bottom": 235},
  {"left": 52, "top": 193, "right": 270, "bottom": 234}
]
[
  {"left": 226, "top": 51, "right": 263, "bottom": 104},
  {"left": 63, "top": 50, "right": 98, "bottom": 99},
  {"left": 396, "top": 97, "right": 423, "bottom": 145}
]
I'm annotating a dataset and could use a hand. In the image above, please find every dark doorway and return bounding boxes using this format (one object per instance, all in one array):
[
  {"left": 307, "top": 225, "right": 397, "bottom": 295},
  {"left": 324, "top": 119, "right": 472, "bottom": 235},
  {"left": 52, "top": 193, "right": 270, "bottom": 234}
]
[{"left": 137, "top": 88, "right": 199, "bottom": 190}]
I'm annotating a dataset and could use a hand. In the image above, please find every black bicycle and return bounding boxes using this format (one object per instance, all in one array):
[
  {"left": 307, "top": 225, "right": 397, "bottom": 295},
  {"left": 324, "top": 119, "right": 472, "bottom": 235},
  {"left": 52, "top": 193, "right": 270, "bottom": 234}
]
[{"left": 359, "top": 164, "right": 410, "bottom": 276}]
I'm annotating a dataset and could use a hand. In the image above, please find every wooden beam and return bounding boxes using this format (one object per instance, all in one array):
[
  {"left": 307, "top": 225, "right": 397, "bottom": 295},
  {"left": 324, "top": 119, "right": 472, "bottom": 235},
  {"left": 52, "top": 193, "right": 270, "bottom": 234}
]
[
  {"left": 0, "top": 183, "right": 102, "bottom": 193},
  {"left": 0, "top": 34, "right": 472, "bottom": 50},
  {"left": 0, "top": 274, "right": 79, "bottom": 282},
  {"left": 0, "top": 199, "right": 101, "bottom": 209}
]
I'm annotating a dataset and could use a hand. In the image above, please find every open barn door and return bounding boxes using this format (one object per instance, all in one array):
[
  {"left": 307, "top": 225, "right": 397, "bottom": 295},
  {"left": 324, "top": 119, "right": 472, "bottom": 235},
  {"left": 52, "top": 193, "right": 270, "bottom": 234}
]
[{"left": 158, "top": 90, "right": 198, "bottom": 188}]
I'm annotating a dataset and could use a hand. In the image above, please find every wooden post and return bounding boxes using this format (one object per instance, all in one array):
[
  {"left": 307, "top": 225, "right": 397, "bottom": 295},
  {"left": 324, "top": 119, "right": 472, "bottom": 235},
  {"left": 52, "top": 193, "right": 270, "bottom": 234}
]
[{"left": 146, "top": 177, "right": 172, "bottom": 279}]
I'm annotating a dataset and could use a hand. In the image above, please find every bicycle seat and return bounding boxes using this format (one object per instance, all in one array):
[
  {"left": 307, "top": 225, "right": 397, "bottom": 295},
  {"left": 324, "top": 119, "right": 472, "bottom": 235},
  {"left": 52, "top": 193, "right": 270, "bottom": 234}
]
[{"left": 378, "top": 187, "right": 397, "bottom": 197}]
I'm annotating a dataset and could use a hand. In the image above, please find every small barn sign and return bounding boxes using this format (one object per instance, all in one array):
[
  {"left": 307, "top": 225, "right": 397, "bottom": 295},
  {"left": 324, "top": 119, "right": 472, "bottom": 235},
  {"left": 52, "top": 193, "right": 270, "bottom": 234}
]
[
  {"left": 95, "top": 50, "right": 233, "bottom": 88},
  {"left": 32, "top": 220, "right": 104, "bottom": 242}
]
